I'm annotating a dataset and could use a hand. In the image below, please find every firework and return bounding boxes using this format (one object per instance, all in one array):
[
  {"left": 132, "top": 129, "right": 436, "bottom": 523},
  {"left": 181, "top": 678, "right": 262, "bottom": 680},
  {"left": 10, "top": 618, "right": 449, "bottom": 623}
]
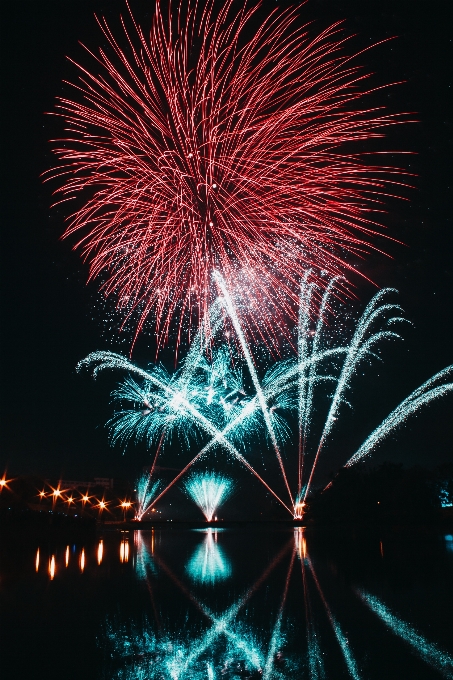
[
  {"left": 47, "top": 0, "right": 411, "bottom": 350},
  {"left": 77, "top": 307, "right": 295, "bottom": 513},
  {"left": 78, "top": 280, "right": 452, "bottom": 517},
  {"left": 134, "top": 472, "right": 162, "bottom": 520},
  {"left": 183, "top": 472, "right": 233, "bottom": 522},
  {"left": 295, "top": 279, "right": 408, "bottom": 503},
  {"left": 344, "top": 366, "right": 453, "bottom": 468}
]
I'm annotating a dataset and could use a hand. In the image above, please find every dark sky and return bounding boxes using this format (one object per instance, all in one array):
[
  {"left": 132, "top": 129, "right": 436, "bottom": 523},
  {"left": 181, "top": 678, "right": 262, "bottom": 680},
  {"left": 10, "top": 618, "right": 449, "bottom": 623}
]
[{"left": 1, "top": 0, "right": 452, "bottom": 492}]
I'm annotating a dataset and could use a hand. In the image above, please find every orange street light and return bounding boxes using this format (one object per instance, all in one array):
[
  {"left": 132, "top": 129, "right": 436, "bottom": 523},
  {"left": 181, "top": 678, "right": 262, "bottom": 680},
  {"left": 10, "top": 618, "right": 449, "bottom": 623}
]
[
  {"left": 80, "top": 492, "right": 92, "bottom": 509},
  {"left": 49, "top": 485, "right": 68, "bottom": 507},
  {"left": 0, "top": 475, "right": 12, "bottom": 492},
  {"left": 96, "top": 498, "right": 110, "bottom": 516},
  {"left": 119, "top": 500, "right": 132, "bottom": 522},
  {"left": 120, "top": 501, "right": 132, "bottom": 509}
]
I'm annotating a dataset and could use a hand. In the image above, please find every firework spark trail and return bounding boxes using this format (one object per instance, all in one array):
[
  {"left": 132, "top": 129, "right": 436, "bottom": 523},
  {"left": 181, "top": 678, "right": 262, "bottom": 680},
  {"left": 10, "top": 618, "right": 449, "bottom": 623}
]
[
  {"left": 297, "top": 273, "right": 314, "bottom": 500},
  {"left": 215, "top": 272, "right": 295, "bottom": 508},
  {"left": 78, "top": 287, "right": 452, "bottom": 512},
  {"left": 135, "top": 430, "right": 165, "bottom": 519},
  {"left": 184, "top": 472, "right": 233, "bottom": 521},
  {"left": 357, "top": 590, "right": 453, "bottom": 678},
  {"left": 297, "top": 276, "right": 342, "bottom": 503},
  {"left": 303, "top": 289, "right": 406, "bottom": 501},
  {"left": 144, "top": 416, "right": 293, "bottom": 515},
  {"left": 307, "top": 556, "right": 361, "bottom": 680},
  {"left": 298, "top": 532, "right": 325, "bottom": 680},
  {"left": 47, "top": 0, "right": 412, "bottom": 351},
  {"left": 345, "top": 370, "right": 453, "bottom": 466},
  {"left": 147, "top": 343, "right": 344, "bottom": 513},
  {"left": 262, "top": 547, "right": 296, "bottom": 680}
]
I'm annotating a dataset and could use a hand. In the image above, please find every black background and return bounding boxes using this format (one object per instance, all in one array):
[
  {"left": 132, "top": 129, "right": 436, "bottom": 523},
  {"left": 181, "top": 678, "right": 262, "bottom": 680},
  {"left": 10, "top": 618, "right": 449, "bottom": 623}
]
[{"left": 0, "top": 0, "right": 451, "bottom": 492}]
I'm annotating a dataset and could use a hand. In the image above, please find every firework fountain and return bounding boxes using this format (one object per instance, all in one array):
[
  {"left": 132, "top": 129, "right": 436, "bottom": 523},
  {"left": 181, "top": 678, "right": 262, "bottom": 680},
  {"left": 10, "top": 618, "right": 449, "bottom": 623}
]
[
  {"left": 134, "top": 472, "right": 162, "bottom": 521},
  {"left": 184, "top": 472, "right": 233, "bottom": 522}
]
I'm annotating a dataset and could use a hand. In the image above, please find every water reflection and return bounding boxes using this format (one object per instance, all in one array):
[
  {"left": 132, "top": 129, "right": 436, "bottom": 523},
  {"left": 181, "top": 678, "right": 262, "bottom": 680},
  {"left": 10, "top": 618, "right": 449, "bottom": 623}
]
[
  {"left": 357, "top": 589, "right": 453, "bottom": 677},
  {"left": 22, "top": 528, "right": 453, "bottom": 679},
  {"left": 186, "top": 529, "right": 232, "bottom": 585},
  {"left": 135, "top": 531, "right": 156, "bottom": 579},
  {"left": 102, "top": 529, "right": 453, "bottom": 679},
  {"left": 97, "top": 540, "right": 104, "bottom": 565},
  {"left": 120, "top": 540, "right": 130, "bottom": 563},
  {"left": 105, "top": 531, "right": 301, "bottom": 678},
  {"left": 49, "top": 555, "right": 55, "bottom": 580}
]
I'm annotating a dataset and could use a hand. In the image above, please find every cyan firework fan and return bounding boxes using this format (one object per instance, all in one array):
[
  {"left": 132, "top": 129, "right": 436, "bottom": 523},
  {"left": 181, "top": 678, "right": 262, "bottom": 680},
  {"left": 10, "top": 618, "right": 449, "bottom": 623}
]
[
  {"left": 101, "top": 345, "right": 263, "bottom": 455},
  {"left": 46, "top": 0, "right": 412, "bottom": 350},
  {"left": 184, "top": 472, "right": 233, "bottom": 522},
  {"left": 78, "top": 274, "right": 453, "bottom": 518},
  {"left": 135, "top": 472, "right": 162, "bottom": 520}
]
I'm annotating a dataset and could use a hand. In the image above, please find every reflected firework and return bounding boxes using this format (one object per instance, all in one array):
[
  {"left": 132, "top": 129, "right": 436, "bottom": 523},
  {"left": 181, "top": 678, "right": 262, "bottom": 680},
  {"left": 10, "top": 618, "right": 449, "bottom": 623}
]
[
  {"left": 28, "top": 529, "right": 453, "bottom": 678},
  {"left": 103, "top": 531, "right": 295, "bottom": 679},
  {"left": 100, "top": 529, "right": 372, "bottom": 678},
  {"left": 186, "top": 529, "right": 232, "bottom": 585},
  {"left": 357, "top": 589, "right": 453, "bottom": 677},
  {"left": 184, "top": 473, "right": 233, "bottom": 522}
]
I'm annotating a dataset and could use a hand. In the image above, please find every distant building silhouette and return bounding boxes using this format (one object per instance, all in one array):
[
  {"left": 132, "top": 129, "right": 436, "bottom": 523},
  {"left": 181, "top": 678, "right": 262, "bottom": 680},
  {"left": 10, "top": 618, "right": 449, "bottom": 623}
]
[{"left": 56, "top": 477, "right": 114, "bottom": 490}]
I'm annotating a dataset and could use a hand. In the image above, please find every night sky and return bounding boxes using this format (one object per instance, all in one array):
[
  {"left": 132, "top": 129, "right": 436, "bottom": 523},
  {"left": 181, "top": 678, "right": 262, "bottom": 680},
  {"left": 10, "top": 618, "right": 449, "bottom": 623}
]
[{"left": 1, "top": 0, "right": 452, "bottom": 491}]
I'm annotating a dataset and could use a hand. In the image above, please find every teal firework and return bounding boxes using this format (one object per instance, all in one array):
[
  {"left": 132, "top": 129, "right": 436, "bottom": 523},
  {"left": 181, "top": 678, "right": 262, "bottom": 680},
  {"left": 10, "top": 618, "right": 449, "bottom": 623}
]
[{"left": 184, "top": 472, "right": 233, "bottom": 522}]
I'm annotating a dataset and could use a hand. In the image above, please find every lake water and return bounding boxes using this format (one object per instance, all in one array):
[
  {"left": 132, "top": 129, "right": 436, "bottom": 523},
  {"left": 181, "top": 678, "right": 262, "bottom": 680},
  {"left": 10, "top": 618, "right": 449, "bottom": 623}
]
[{"left": 1, "top": 526, "right": 453, "bottom": 679}]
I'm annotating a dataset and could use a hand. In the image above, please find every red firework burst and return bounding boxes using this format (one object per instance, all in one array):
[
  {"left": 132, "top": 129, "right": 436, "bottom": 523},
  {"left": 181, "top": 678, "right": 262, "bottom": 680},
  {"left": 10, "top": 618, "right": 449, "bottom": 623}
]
[{"left": 45, "top": 0, "right": 412, "bottom": 351}]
